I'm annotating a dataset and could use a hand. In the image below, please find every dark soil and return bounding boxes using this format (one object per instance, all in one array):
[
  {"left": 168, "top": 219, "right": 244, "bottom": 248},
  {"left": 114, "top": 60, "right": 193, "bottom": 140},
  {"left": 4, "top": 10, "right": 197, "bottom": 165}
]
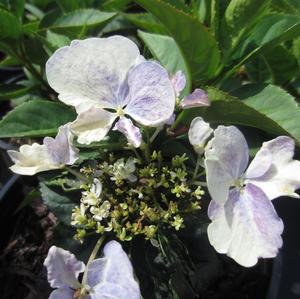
[{"left": 0, "top": 195, "right": 54, "bottom": 299}]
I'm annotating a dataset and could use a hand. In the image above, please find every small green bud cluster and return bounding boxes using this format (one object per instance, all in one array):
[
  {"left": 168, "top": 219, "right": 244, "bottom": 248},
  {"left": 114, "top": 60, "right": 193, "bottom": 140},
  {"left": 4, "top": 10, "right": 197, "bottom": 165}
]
[{"left": 71, "top": 152, "right": 203, "bottom": 242}]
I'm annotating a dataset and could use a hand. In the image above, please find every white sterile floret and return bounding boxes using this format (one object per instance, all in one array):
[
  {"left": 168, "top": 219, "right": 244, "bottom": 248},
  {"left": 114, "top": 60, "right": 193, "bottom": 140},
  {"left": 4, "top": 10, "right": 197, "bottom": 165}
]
[
  {"left": 188, "top": 117, "right": 213, "bottom": 154},
  {"left": 7, "top": 124, "right": 78, "bottom": 175},
  {"left": 46, "top": 36, "right": 176, "bottom": 147}
]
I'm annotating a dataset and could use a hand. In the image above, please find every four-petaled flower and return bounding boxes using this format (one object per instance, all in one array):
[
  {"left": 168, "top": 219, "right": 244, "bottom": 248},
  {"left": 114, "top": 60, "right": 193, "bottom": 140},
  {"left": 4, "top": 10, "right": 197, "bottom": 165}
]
[
  {"left": 46, "top": 36, "right": 176, "bottom": 148},
  {"left": 204, "top": 125, "right": 300, "bottom": 267},
  {"left": 44, "top": 240, "right": 141, "bottom": 299}
]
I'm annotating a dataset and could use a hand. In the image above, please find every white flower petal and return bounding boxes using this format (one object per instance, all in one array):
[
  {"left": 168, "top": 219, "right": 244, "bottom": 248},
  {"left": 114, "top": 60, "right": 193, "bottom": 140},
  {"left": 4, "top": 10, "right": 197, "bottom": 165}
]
[
  {"left": 188, "top": 117, "right": 213, "bottom": 154},
  {"left": 44, "top": 246, "right": 85, "bottom": 289},
  {"left": 249, "top": 136, "right": 300, "bottom": 199},
  {"left": 245, "top": 148, "right": 272, "bottom": 179},
  {"left": 87, "top": 241, "right": 140, "bottom": 299},
  {"left": 8, "top": 143, "right": 57, "bottom": 175},
  {"left": 46, "top": 36, "right": 142, "bottom": 112},
  {"left": 170, "top": 70, "right": 186, "bottom": 97},
  {"left": 180, "top": 88, "right": 210, "bottom": 109},
  {"left": 204, "top": 126, "right": 249, "bottom": 204},
  {"left": 43, "top": 124, "right": 79, "bottom": 165},
  {"left": 125, "top": 61, "right": 175, "bottom": 127},
  {"left": 208, "top": 183, "right": 284, "bottom": 267},
  {"left": 113, "top": 117, "right": 142, "bottom": 148},
  {"left": 71, "top": 107, "right": 117, "bottom": 144},
  {"left": 49, "top": 288, "right": 75, "bottom": 299}
]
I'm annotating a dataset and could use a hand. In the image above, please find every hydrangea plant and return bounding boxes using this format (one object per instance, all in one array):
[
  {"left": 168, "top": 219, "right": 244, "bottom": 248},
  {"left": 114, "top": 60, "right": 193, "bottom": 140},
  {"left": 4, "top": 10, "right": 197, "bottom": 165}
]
[{"left": 1, "top": 1, "right": 300, "bottom": 297}]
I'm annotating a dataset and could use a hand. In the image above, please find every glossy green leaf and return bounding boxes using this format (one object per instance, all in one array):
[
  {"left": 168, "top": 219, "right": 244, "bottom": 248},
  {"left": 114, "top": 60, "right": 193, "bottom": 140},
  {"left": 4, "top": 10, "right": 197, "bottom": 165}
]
[
  {"left": 40, "top": 183, "right": 76, "bottom": 225},
  {"left": 177, "top": 84, "right": 300, "bottom": 146},
  {"left": 46, "top": 30, "right": 71, "bottom": 50},
  {"left": 224, "top": 14, "right": 300, "bottom": 80},
  {"left": 0, "top": 100, "right": 76, "bottom": 138},
  {"left": 138, "top": 30, "right": 191, "bottom": 94},
  {"left": 221, "top": 0, "right": 271, "bottom": 54},
  {"left": 125, "top": 13, "right": 167, "bottom": 34},
  {"left": 40, "top": 9, "right": 116, "bottom": 33},
  {"left": 134, "top": 0, "right": 221, "bottom": 84},
  {"left": 0, "top": 8, "right": 21, "bottom": 40}
]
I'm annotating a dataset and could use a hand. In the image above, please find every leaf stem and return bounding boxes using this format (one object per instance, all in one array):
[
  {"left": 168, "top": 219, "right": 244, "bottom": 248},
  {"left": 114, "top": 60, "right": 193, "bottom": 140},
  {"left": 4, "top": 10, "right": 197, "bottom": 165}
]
[{"left": 65, "top": 166, "right": 89, "bottom": 183}]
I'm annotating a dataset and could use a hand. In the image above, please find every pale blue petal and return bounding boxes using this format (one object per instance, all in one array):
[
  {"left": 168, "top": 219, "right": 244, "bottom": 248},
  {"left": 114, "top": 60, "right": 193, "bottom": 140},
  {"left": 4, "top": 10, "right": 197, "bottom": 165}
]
[
  {"left": 44, "top": 246, "right": 85, "bottom": 289},
  {"left": 113, "top": 117, "right": 142, "bottom": 148},
  {"left": 208, "top": 183, "right": 284, "bottom": 267},
  {"left": 44, "top": 124, "right": 79, "bottom": 166},
  {"left": 87, "top": 241, "right": 140, "bottom": 299},
  {"left": 49, "top": 287, "right": 75, "bottom": 299},
  {"left": 180, "top": 88, "right": 210, "bottom": 109},
  {"left": 46, "top": 36, "right": 142, "bottom": 113},
  {"left": 205, "top": 126, "right": 249, "bottom": 204},
  {"left": 171, "top": 70, "right": 186, "bottom": 97},
  {"left": 124, "top": 61, "right": 175, "bottom": 127}
]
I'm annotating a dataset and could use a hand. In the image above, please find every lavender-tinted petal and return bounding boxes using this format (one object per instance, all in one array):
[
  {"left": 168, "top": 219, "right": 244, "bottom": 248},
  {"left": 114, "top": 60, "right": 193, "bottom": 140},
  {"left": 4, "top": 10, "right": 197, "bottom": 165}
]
[
  {"left": 124, "top": 61, "right": 175, "bottom": 127},
  {"left": 91, "top": 282, "right": 138, "bottom": 299},
  {"left": 245, "top": 148, "right": 272, "bottom": 179},
  {"left": 70, "top": 108, "right": 117, "bottom": 145},
  {"left": 86, "top": 241, "right": 140, "bottom": 298},
  {"left": 170, "top": 70, "right": 186, "bottom": 97},
  {"left": 44, "top": 124, "right": 79, "bottom": 166},
  {"left": 44, "top": 246, "right": 85, "bottom": 289},
  {"left": 49, "top": 288, "right": 75, "bottom": 299},
  {"left": 188, "top": 117, "right": 213, "bottom": 154},
  {"left": 7, "top": 143, "right": 57, "bottom": 175},
  {"left": 112, "top": 117, "right": 142, "bottom": 148},
  {"left": 46, "top": 37, "right": 142, "bottom": 113},
  {"left": 249, "top": 136, "right": 300, "bottom": 199},
  {"left": 204, "top": 126, "right": 249, "bottom": 204},
  {"left": 208, "top": 183, "right": 284, "bottom": 267},
  {"left": 180, "top": 88, "right": 210, "bottom": 109}
]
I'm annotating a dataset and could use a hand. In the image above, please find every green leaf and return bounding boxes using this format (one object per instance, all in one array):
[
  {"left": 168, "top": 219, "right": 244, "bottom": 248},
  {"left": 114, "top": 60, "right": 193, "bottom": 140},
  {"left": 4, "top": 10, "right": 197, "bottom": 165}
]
[
  {"left": 223, "top": 14, "right": 300, "bottom": 81},
  {"left": 0, "top": 100, "right": 76, "bottom": 138},
  {"left": 246, "top": 46, "right": 300, "bottom": 85},
  {"left": 134, "top": 0, "right": 221, "bottom": 84},
  {"left": 41, "top": 9, "right": 117, "bottom": 33},
  {"left": 40, "top": 182, "right": 76, "bottom": 225},
  {"left": 178, "top": 84, "right": 300, "bottom": 147},
  {"left": 56, "top": 0, "right": 82, "bottom": 12},
  {"left": 1, "top": 0, "right": 25, "bottom": 18},
  {"left": 101, "top": 0, "right": 131, "bottom": 11},
  {"left": 221, "top": 0, "right": 271, "bottom": 54},
  {"left": 46, "top": 30, "right": 71, "bottom": 51},
  {"left": 125, "top": 13, "right": 167, "bottom": 34},
  {"left": 138, "top": 30, "right": 191, "bottom": 94},
  {"left": 0, "top": 8, "right": 21, "bottom": 40},
  {"left": 0, "top": 83, "right": 33, "bottom": 100}
]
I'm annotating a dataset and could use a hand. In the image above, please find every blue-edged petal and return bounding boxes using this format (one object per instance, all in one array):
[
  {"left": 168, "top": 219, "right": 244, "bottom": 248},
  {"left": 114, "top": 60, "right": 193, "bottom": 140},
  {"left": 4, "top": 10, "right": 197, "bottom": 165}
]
[
  {"left": 44, "top": 246, "right": 85, "bottom": 289},
  {"left": 208, "top": 183, "right": 284, "bottom": 267},
  {"left": 205, "top": 126, "right": 249, "bottom": 204},
  {"left": 46, "top": 36, "right": 142, "bottom": 113},
  {"left": 248, "top": 136, "right": 300, "bottom": 199},
  {"left": 44, "top": 124, "right": 79, "bottom": 166},
  {"left": 113, "top": 117, "right": 142, "bottom": 148},
  {"left": 87, "top": 241, "right": 140, "bottom": 299},
  {"left": 180, "top": 88, "right": 210, "bottom": 109},
  {"left": 124, "top": 61, "right": 175, "bottom": 127},
  {"left": 170, "top": 70, "right": 186, "bottom": 97},
  {"left": 49, "top": 287, "right": 75, "bottom": 299}
]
